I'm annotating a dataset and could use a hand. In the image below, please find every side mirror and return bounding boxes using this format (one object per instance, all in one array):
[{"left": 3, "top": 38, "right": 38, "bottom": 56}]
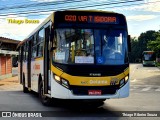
[
  {"left": 50, "top": 47, "right": 57, "bottom": 51},
  {"left": 127, "top": 35, "right": 131, "bottom": 52}
]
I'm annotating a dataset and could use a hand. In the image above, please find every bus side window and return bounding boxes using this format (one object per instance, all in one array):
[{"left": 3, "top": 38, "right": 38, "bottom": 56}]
[
  {"left": 32, "top": 35, "right": 37, "bottom": 58},
  {"left": 24, "top": 43, "right": 27, "bottom": 61},
  {"left": 32, "top": 46, "right": 37, "bottom": 58},
  {"left": 37, "top": 29, "right": 44, "bottom": 57}
]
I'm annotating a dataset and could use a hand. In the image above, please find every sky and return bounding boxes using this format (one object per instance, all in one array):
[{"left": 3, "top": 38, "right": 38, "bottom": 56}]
[{"left": 0, "top": 0, "right": 160, "bottom": 41}]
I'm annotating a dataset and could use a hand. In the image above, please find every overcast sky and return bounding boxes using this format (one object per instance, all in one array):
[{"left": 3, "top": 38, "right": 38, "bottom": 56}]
[{"left": 0, "top": 0, "right": 160, "bottom": 41}]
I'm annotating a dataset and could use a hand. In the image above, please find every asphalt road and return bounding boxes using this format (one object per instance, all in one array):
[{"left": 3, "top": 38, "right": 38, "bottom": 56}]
[{"left": 0, "top": 63, "right": 160, "bottom": 120}]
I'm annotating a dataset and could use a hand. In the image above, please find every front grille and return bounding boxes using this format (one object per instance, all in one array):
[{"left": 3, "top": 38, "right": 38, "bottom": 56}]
[{"left": 70, "top": 85, "right": 119, "bottom": 95}]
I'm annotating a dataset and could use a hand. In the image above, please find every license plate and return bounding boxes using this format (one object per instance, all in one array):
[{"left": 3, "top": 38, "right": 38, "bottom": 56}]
[{"left": 88, "top": 90, "right": 102, "bottom": 95}]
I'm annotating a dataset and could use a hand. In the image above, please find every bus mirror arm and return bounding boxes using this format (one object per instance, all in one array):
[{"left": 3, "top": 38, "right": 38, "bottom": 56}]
[
  {"left": 127, "top": 35, "right": 131, "bottom": 52},
  {"left": 50, "top": 47, "right": 57, "bottom": 51}
]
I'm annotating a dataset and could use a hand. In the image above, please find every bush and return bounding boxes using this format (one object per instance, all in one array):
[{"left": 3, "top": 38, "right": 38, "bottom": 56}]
[{"left": 156, "top": 62, "right": 160, "bottom": 67}]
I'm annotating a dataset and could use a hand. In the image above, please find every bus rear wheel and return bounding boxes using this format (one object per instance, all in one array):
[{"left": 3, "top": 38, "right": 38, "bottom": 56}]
[{"left": 39, "top": 81, "right": 51, "bottom": 106}]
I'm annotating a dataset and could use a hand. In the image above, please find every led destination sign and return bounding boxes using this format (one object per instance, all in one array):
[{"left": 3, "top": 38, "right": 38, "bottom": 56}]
[{"left": 64, "top": 15, "right": 118, "bottom": 24}]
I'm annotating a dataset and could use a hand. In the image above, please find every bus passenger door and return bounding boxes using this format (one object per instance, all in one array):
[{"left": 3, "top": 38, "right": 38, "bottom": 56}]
[
  {"left": 44, "top": 23, "right": 51, "bottom": 94},
  {"left": 19, "top": 46, "right": 23, "bottom": 84},
  {"left": 27, "top": 40, "right": 32, "bottom": 90}
]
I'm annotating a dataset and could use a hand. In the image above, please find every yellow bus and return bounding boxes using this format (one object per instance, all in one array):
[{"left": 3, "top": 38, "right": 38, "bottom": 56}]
[{"left": 18, "top": 10, "right": 131, "bottom": 105}]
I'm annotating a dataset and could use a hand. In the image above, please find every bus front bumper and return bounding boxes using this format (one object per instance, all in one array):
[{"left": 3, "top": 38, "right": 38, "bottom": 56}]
[
  {"left": 143, "top": 61, "right": 156, "bottom": 66},
  {"left": 51, "top": 75, "right": 130, "bottom": 99}
]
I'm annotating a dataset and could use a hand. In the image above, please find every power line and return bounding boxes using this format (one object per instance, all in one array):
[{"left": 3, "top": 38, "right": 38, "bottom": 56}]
[
  {"left": 0, "top": 0, "right": 143, "bottom": 13},
  {"left": 0, "top": 0, "right": 91, "bottom": 10},
  {"left": 0, "top": 0, "right": 127, "bottom": 10},
  {"left": 0, "top": 0, "right": 144, "bottom": 16},
  {"left": 1, "top": 0, "right": 159, "bottom": 18},
  {"left": 16, "top": 0, "right": 141, "bottom": 13},
  {"left": 0, "top": 1, "right": 38, "bottom": 8}
]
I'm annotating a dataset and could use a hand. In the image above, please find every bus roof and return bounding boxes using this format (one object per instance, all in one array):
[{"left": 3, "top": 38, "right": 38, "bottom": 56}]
[
  {"left": 17, "top": 10, "right": 125, "bottom": 48},
  {"left": 142, "top": 51, "right": 155, "bottom": 54},
  {"left": 143, "top": 51, "right": 154, "bottom": 53}
]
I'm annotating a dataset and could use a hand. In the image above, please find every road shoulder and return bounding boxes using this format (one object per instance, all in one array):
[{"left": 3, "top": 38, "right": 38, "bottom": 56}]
[{"left": 0, "top": 76, "right": 22, "bottom": 91}]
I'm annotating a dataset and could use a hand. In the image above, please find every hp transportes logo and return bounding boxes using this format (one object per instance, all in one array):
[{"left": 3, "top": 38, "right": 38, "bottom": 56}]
[{"left": 1, "top": 112, "right": 42, "bottom": 118}]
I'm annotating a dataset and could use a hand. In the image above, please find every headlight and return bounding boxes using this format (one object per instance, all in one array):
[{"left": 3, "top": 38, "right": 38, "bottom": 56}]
[
  {"left": 61, "top": 79, "right": 69, "bottom": 88},
  {"left": 125, "top": 75, "right": 129, "bottom": 82},
  {"left": 119, "top": 79, "right": 125, "bottom": 88},
  {"left": 119, "top": 75, "right": 129, "bottom": 88},
  {"left": 54, "top": 75, "right": 60, "bottom": 81},
  {"left": 54, "top": 75, "right": 70, "bottom": 89}
]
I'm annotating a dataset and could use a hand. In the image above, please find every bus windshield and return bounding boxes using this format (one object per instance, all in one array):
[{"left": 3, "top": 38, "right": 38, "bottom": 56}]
[
  {"left": 143, "top": 52, "right": 156, "bottom": 61},
  {"left": 53, "top": 28, "right": 128, "bottom": 65}
]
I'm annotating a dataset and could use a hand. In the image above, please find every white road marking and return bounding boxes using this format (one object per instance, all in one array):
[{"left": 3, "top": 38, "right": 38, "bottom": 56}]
[
  {"left": 147, "top": 70, "right": 160, "bottom": 72},
  {"left": 133, "top": 86, "right": 138, "bottom": 89},
  {"left": 130, "top": 85, "right": 160, "bottom": 87},
  {"left": 131, "top": 79, "right": 137, "bottom": 82},
  {"left": 155, "top": 88, "right": 160, "bottom": 91},
  {"left": 141, "top": 87, "right": 151, "bottom": 91},
  {"left": 130, "top": 85, "right": 160, "bottom": 92}
]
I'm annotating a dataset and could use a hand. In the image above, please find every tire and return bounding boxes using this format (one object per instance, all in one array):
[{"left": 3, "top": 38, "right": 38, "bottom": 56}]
[
  {"left": 23, "top": 75, "right": 29, "bottom": 93},
  {"left": 39, "top": 81, "right": 51, "bottom": 106}
]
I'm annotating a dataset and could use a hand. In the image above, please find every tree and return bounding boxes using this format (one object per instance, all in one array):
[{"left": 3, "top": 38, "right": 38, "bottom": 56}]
[
  {"left": 138, "top": 30, "right": 158, "bottom": 54},
  {"left": 129, "top": 37, "right": 140, "bottom": 62},
  {"left": 129, "top": 30, "right": 158, "bottom": 63},
  {"left": 147, "top": 32, "right": 160, "bottom": 57}
]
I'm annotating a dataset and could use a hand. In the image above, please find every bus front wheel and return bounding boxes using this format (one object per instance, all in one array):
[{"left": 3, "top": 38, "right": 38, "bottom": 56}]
[{"left": 39, "top": 81, "right": 51, "bottom": 106}]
